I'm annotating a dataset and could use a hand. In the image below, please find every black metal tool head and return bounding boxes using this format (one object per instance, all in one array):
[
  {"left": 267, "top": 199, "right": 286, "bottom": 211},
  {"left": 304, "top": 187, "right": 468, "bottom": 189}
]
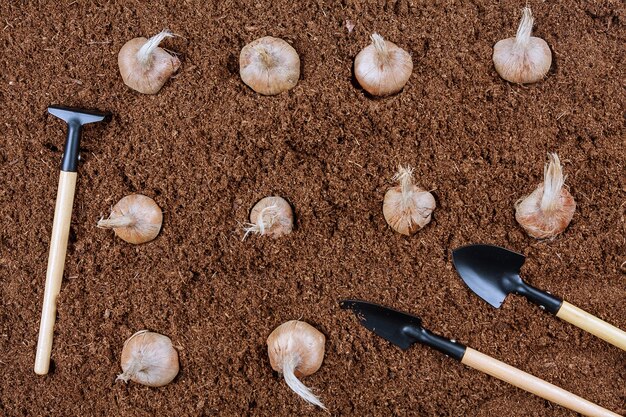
[
  {"left": 47, "top": 105, "right": 110, "bottom": 172},
  {"left": 48, "top": 105, "right": 109, "bottom": 126},
  {"left": 340, "top": 299, "right": 468, "bottom": 360},
  {"left": 452, "top": 244, "right": 563, "bottom": 314},
  {"left": 340, "top": 299, "right": 423, "bottom": 350},
  {"left": 452, "top": 244, "right": 526, "bottom": 308}
]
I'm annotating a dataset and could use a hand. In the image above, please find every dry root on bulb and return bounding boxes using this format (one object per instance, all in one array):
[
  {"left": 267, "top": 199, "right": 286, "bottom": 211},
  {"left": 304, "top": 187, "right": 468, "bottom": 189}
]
[
  {"left": 515, "top": 153, "right": 576, "bottom": 238},
  {"left": 493, "top": 7, "right": 552, "bottom": 84},
  {"left": 267, "top": 320, "right": 326, "bottom": 410},
  {"left": 243, "top": 196, "right": 293, "bottom": 239},
  {"left": 239, "top": 36, "right": 300, "bottom": 95},
  {"left": 97, "top": 194, "right": 162, "bottom": 244},
  {"left": 117, "top": 330, "right": 179, "bottom": 387},
  {"left": 383, "top": 166, "right": 436, "bottom": 235},
  {"left": 354, "top": 33, "right": 413, "bottom": 96},
  {"left": 118, "top": 30, "right": 181, "bottom": 94}
]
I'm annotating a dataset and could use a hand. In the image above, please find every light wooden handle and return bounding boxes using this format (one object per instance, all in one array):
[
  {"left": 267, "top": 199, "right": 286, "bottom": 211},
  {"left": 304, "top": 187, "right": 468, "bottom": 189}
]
[
  {"left": 461, "top": 348, "right": 620, "bottom": 417},
  {"left": 556, "top": 301, "right": 626, "bottom": 351},
  {"left": 34, "top": 171, "right": 77, "bottom": 375}
]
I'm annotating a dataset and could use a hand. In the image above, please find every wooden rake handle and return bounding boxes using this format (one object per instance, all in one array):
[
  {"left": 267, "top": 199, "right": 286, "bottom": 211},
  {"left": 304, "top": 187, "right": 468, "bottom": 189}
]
[
  {"left": 461, "top": 348, "right": 620, "bottom": 417},
  {"left": 556, "top": 301, "right": 626, "bottom": 351},
  {"left": 34, "top": 171, "right": 77, "bottom": 375}
]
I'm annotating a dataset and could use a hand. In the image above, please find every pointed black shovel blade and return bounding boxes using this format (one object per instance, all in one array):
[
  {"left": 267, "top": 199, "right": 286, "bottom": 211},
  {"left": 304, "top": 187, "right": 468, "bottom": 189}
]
[
  {"left": 340, "top": 300, "right": 468, "bottom": 360},
  {"left": 452, "top": 244, "right": 563, "bottom": 314},
  {"left": 452, "top": 244, "right": 526, "bottom": 308},
  {"left": 340, "top": 300, "right": 423, "bottom": 350}
]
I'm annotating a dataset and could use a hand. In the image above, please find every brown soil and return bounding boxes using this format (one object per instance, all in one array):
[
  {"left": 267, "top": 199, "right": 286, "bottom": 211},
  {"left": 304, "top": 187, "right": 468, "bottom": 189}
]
[{"left": 1, "top": 1, "right": 625, "bottom": 416}]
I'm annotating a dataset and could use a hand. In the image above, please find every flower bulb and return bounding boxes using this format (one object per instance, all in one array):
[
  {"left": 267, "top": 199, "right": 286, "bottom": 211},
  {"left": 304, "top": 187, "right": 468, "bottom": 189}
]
[
  {"left": 493, "top": 7, "right": 552, "bottom": 84},
  {"left": 383, "top": 165, "right": 436, "bottom": 235},
  {"left": 240, "top": 36, "right": 300, "bottom": 95},
  {"left": 515, "top": 153, "right": 576, "bottom": 238},
  {"left": 267, "top": 320, "right": 326, "bottom": 409},
  {"left": 117, "top": 330, "right": 179, "bottom": 387},
  {"left": 118, "top": 30, "right": 180, "bottom": 94},
  {"left": 97, "top": 194, "right": 162, "bottom": 244},
  {"left": 354, "top": 33, "right": 413, "bottom": 96},
  {"left": 243, "top": 196, "right": 293, "bottom": 239}
]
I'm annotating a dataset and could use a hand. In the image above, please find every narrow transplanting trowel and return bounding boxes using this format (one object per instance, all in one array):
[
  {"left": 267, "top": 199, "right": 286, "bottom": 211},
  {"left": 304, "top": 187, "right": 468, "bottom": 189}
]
[
  {"left": 341, "top": 300, "right": 620, "bottom": 417},
  {"left": 452, "top": 244, "right": 626, "bottom": 351}
]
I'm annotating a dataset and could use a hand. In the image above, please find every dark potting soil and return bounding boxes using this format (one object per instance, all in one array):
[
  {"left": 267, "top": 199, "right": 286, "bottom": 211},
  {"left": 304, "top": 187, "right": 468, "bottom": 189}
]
[{"left": 1, "top": 1, "right": 624, "bottom": 416}]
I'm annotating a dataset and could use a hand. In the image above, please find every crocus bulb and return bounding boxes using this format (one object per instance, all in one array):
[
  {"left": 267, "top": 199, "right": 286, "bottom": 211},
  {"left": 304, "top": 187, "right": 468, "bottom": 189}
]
[
  {"left": 117, "top": 330, "right": 179, "bottom": 387},
  {"left": 118, "top": 30, "right": 181, "bottom": 94},
  {"left": 354, "top": 33, "right": 413, "bottom": 96},
  {"left": 97, "top": 194, "right": 162, "bottom": 244},
  {"left": 267, "top": 320, "right": 326, "bottom": 409},
  {"left": 243, "top": 196, "right": 293, "bottom": 239},
  {"left": 239, "top": 36, "right": 300, "bottom": 95},
  {"left": 515, "top": 153, "right": 576, "bottom": 238},
  {"left": 493, "top": 7, "right": 552, "bottom": 84},
  {"left": 383, "top": 165, "right": 436, "bottom": 235}
]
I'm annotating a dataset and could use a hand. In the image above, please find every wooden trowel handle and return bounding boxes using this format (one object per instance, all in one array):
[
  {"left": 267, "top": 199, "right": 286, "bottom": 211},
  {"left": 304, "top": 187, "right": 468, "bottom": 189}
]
[
  {"left": 34, "top": 171, "right": 77, "bottom": 375},
  {"left": 461, "top": 348, "right": 620, "bottom": 417},
  {"left": 556, "top": 301, "right": 626, "bottom": 351}
]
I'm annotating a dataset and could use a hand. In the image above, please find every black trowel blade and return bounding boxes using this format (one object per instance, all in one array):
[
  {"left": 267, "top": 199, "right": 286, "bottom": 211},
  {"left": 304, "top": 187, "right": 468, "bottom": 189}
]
[
  {"left": 452, "top": 244, "right": 526, "bottom": 308},
  {"left": 340, "top": 300, "right": 423, "bottom": 350}
]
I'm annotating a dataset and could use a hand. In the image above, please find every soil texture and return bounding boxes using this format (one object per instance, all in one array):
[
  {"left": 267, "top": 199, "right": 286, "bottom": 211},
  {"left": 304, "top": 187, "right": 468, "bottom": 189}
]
[{"left": 1, "top": 0, "right": 625, "bottom": 416}]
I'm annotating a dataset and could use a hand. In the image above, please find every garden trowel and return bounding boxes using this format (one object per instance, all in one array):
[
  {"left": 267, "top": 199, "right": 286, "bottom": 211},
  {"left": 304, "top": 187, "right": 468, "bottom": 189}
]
[
  {"left": 452, "top": 244, "right": 626, "bottom": 351},
  {"left": 341, "top": 299, "right": 619, "bottom": 417}
]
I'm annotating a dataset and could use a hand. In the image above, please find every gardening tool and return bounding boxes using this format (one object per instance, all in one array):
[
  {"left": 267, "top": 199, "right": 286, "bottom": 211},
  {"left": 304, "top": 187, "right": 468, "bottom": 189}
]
[
  {"left": 452, "top": 244, "right": 626, "bottom": 351},
  {"left": 341, "top": 300, "right": 620, "bottom": 417},
  {"left": 34, "top": 106, "right": 109, "bottom": 375}
]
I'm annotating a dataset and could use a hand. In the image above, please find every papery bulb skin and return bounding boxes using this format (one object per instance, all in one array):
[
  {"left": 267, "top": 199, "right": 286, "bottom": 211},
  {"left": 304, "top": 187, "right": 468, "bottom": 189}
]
[
  {"left": 267, "top": 320, "right": 326, "bottom": 409},
  {"left": 118, "top": 30, "right": 180, "bottom": 94},
  {"left": 493, "top": 7, "right": 551, "bottom": 84},
  {"left": 97, "top": 194, "right": 162, "bottom": 244},
  {"left": 515, "top": 153, "right": 576, "bottom": 238},
  {"left": 354, "top": 33, "right": 413, "bottom": 96},
  {"left": 244, "top": 196, "right": 293, "bottom": 239},
  {"left": 117, "top": 330, "right": 179, "bottom": 387},
  {"left": 383, "top": 166, "right": 436, "bottom": 235},
  {"left": 239, "top": 36, "right": 300, "bottom": 95}
]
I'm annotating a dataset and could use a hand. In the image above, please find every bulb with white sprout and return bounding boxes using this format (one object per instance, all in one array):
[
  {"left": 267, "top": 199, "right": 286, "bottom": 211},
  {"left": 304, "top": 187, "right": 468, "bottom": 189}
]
[
  {"left": 267, "top": 320, "right": 326, "bottom": 410},
  {"left": 383, "top": 165, "right": 436, "bottom": 235},
  {"left": 515, "top": 153, "right": 576, "bottom": 238},
  {"left": 97, "top": 194, "right": 162, "bottom": 244},
  {"left": 118, "top": 30, "right": 180, "bottom": 94},
  {"left": 493, "top": 7, "right": 552, "bottom": 84},
  {"left": 243, "top": 196, "right": 293, "bottom": 239},
  {"left": 354, "top": 33, "right": 413, "bottom": 96}
]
